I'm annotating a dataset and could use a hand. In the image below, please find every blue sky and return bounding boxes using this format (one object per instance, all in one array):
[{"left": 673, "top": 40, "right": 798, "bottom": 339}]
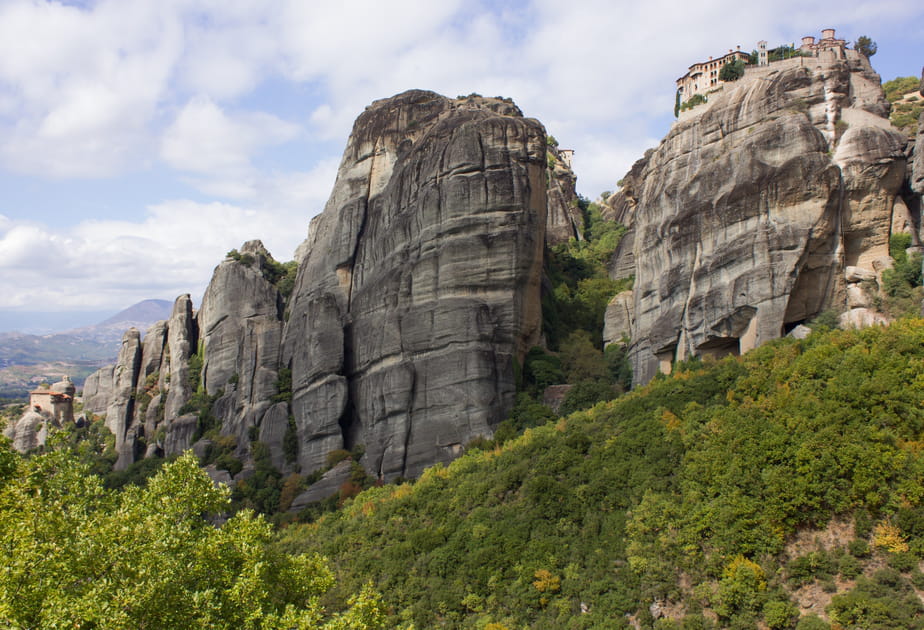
[{"left": 0, "top": 0, "right": 922, "bottom": 332}]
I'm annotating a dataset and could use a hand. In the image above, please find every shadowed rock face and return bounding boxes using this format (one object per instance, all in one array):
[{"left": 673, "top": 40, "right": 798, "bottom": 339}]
[
  {"left": 283, "top": 90, "right": 547, "bottom": 479},
  {"left": 77, "top": 91, "right": 555, "bottom": 482},
  {"left": 606, "top": 52, "right": 910, "bottom": 384},
  {"left": 106, "top": 328, "right": 142, "bottom": 469},
  {"left": 199, "top": 240, "right": 284, "bottom": 454}
]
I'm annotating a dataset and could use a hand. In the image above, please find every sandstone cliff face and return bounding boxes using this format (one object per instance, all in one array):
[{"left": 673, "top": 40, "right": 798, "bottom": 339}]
[
  {"left": 283, "top": 90, "right": 547, "bottom": 479},
  {"left": 81, "top": 295, "right": 199, "bottom": 469},
  {"left": 545, "top": 146, "right": 584, "bottom": 244},
  {"left": 199, "top": 240, "right": 284, "bottom": 455},
  {"left": 80, "top": 91, "right": 551, "bottom": 482},
  {"left": 606, "top": 51, "right": 912, "bottom": 384}
]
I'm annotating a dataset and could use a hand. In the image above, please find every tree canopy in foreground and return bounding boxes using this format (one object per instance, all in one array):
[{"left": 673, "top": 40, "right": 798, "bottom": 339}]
[{"left": 0, "top": 449, "right": 385, "bottom": 629}]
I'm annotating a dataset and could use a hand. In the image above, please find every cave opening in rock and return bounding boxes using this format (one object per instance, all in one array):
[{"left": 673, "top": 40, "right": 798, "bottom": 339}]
[
  {"left": 782, "top": 319, "right": 806, "bottom": 335},
  {"left": 697, "top": 337, "right": 740, "bottom": 360}
]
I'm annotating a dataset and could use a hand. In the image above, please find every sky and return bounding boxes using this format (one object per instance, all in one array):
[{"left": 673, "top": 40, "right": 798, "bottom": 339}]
[{"left": 0, "top": 0, "right": 921, "bottom": 333}]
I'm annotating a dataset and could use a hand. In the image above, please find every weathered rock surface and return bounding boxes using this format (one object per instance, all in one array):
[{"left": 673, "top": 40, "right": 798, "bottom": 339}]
[
  {"left": 82, "top": 90, "right": 551, "bottom": 482},
  {"left": 603, "top": 290, "right": 634, "bottom": 346},
  {"left": 82, "top": 294, "right": 197, "bottom": 467},
  {"left": 162, "top": 295, "right": 197, "bottom": 423},
  {"left": 81, "top": 366, "right": 113, "bottom": 417},
  {"left": 283, "top": 90, "right": 547, "bottom": 479},
  {"left": 839, "top": 307, "right": 889, "bottom": 329},
  {"left": 545, "top": 146, "right": 584, "bottom": 244},
  {"left": 106, "top": 328, "right": 142, "bottom": 469},
  {"left": 199, "top": 240, "right": 284, "bottom": 453},
  {"left": 913, "top": 109, "right": 924, "bottom": 195},
  {"left": 608, "top": 51, "right": 910, "bottom": 384},
  {"left": 288, "top": 460, "right": 354, "bottom": 511},
  {"left": 3, "top": 410, "right": 53, "bottom": 452}
]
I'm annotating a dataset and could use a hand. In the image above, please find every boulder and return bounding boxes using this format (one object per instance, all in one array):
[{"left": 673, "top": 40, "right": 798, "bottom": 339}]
[
  {"left": 288, "top": 460, "right": 354, "bottom": 511},
  {"left": 846, "top": 284, "right": 871, "bottom": 308},
  {"left": 839, "top": 307, "right": 889, "bottom": 329},
  {"left": 3, "top": 410, "right": 52, "bottom": 452},
  {"left": 845, "top": 266, "right": 877, "bottom": 283},
  {"left": 787, "top": 324, "right": 813, "bottom": 340}
]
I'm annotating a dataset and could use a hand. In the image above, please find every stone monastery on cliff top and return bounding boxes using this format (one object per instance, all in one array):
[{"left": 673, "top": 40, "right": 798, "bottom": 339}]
[{"left": 677, "top": 28, "right": 850, "bottom": 102}]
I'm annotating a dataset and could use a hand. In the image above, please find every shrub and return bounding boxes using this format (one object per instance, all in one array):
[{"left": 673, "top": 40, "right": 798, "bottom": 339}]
[
  {"left": 763, "top": 599, "right": 798, "bottom": 630},
  {"left": 719, "top": 59, "right": 745, "bottom": 82},
  {"left": 717, "top": 556, "right": 766, "bottom": 618},
  {"left": 679, "top": 94, "right": 707, "bottom": 112},
  {"left": 788, "top": 550, "right": 835, "bottom": 585},
  {"left": 795, "top": 615, "right": 830, "bottom": 630}
]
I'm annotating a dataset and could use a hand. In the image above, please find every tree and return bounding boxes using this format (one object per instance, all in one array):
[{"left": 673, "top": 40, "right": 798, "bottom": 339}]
[
  {"left": 854, "top": 35, "right": 877, "bottom": 58},
  {"left": 719, "top": 59, "right": 745, "bottom": 82},
  {"left": 0, "top": 445, "right": 385, "bottom": 628}
]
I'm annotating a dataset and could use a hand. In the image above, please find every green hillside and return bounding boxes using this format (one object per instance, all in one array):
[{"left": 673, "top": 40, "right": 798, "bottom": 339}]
[{"left": 277, "top": 319, "right": 924, "bottom": 629}]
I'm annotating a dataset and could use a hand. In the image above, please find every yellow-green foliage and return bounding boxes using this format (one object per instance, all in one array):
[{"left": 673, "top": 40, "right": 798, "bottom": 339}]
[
  {"left": 278, "top": 320, "right": 924, "bottom": 629},
  {"left": 884, "top": 76, "right": 923, "bottom": 135},
  {"left": 884, "top": 76, "right": 920, "bottom": 102},
  {"left": 543, "top": 200, "right": 629, "bottom": 349},
  {"left": 0, "top": 449, "right": 386, "bottom": 629}
]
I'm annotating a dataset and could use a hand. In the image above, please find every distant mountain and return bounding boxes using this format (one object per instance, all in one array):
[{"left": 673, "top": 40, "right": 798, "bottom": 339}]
[
  {"left": 0, "top": 299, "right": 174, "bottom": 396},
  {"left": 97, "top": 299, "right": 173, "bottom": 328},
  {"left": 64, "top": 299, "right": 173, "bottom": 344}
]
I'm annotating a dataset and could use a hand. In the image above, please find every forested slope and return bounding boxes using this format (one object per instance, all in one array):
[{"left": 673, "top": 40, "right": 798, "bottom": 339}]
[{"left": 278, "top": 319, "right": 924, "bottom": 629}]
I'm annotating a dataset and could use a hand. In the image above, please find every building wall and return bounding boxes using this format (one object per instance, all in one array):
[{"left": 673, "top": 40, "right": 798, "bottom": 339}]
[{"left": 677, "top": 50, "right": 751, "bottom": 102}]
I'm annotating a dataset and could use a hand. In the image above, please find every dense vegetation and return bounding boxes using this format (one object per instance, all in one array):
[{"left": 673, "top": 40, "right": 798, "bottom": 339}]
[
  {"left": 718, "top": 59, "right": 745, "bottom": 82},
  {"left": 226, "top": 247, "right": 299, "bottom": 299},
  {"left": 883, "top": 75, "right": 922, "bottom": 137},
  {"left": 277, "top": 320, "right": 924, "bottom": 629},
  {"left": 0, "top": 448, "right": 385, "bottom": 628}
]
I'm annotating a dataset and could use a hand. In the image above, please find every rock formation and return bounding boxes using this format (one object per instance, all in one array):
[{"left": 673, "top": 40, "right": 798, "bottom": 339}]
[
  {"left": 79, "top": 90, "right": 562, "bottom": 482},
  {"left": 3, "top": 410, "right": 53, "bottom": 452},
  {"left": 605, "top": 50, "right": 913, "bottom": 384},
  {"left": 199, "top": 240, "right": 285, "bottom": 461},
  {"left": 545, "top": 145, "right": 584, "bottom": 243},
  {"left": 282, "top": 90, "right": 547, "bottom": 479}
]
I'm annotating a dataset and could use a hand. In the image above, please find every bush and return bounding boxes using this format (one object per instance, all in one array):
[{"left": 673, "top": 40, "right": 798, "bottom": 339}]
[
  {"left": 788, "top": 551, "right": 835, "bottom": 585},
  {"left": 719, "top": 59, "right": 745, "bottom": 82},
  {"left": 679, "top": 94, "right": 707, "bottom": 112},
  {"left": 795, "top": 615, "right": 830, "bottom": 630},
  {"left": 764, "top": 599, "right": 798, "bottom": 629},
  {"left": 839, "top": 553, "right": 861, "bottom": 580},
  {"left": 558, "top": 381, "right": 616, "bottom": 416}
]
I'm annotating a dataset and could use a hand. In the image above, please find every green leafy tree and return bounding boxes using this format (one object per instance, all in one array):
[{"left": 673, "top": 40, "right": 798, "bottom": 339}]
[
  {"left": 719, "top": 59, "right": 745, "bottom": 82},
  {"left": 854, "top": 35, "right": 878, "bottom": 58},
  {"left": 0, "top": 446, "right": 385, "bottom": 628}
]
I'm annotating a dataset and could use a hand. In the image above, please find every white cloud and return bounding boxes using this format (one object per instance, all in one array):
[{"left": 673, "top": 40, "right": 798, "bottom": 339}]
[
  {"left": 0, "top": 0, "right": 183, "bottom": 177},
  {"left": 0, "top": 155, "right": 337, "bottom": 311},
  {"left": 0, "top": 0, "right": 923, "bottom": 317},
  {"left": 160, "top": 96, "right": 300, "bottom": 186}
]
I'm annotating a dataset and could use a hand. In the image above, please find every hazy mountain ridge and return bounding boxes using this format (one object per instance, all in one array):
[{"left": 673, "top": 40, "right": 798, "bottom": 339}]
[{"left": 0, "top": 299, "right": 173, "bottom": 396}]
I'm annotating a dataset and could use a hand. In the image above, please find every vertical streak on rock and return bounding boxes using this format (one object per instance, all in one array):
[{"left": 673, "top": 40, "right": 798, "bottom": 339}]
[
  {"left": 284, "top": 91, "right": 546, "bottom": 479},
  {"left": 613, "top": 51, "right": 903, "bottom": 384}
]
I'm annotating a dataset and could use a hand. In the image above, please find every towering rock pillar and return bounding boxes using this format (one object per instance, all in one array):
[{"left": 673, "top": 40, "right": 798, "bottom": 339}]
[{"left": 283, "top": 91, "right": 547, "bottom": 479}]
